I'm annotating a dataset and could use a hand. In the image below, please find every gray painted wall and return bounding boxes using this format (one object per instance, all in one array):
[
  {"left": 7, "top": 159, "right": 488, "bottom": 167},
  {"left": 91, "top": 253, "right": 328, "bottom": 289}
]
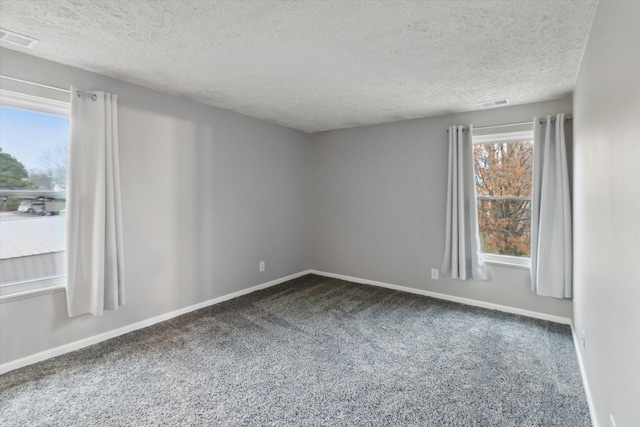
[
  {"left": 573, "top": 1, "right": 640, "bottom": 426},
  {"left": 0, "top": 49, "right": 311, "bottom": 365},
  {"left": 310, "top": 98, "right": 573, "bottom": 318},
  {"left": 1, "top": 44, "right": 594, "bottom": 371}
]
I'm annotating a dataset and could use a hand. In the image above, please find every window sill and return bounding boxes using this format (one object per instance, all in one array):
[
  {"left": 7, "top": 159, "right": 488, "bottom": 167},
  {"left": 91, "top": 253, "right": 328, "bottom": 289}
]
[
  {"left": 0, "top": 276, "right": 66, "bottom": 303},
  {"left": 482, "top": 254, "right": 531, "bottom": 271}
]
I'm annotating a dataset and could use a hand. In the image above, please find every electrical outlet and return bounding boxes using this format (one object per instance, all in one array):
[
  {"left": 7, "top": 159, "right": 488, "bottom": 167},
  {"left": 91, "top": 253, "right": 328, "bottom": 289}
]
[
  {"left": 259, "top": 261, "right": 265, "bottom": 272},
  {"left": 431, "top": 268, "right": 439, "bottom": 280},
  {"left": 610, "top": 414, "right": 616, "bottom": 427},
  {"left": 581, "top": 330, "right": 586, "bottom": 350}
]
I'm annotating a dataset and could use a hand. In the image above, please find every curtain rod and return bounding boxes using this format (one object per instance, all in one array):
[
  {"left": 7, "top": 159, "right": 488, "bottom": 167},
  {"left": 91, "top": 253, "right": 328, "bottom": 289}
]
[
  {"left": 446, "top": 116, "right": 572, "bottom": 133},
  {"left": 1, "top": 75, "right": 97, "bottom": 101}
]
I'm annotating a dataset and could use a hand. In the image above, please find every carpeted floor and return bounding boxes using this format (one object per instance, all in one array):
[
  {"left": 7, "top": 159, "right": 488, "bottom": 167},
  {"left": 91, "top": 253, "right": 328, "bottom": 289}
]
[{"left": 0, "top": 274, "right": 590, "bottom": 426}]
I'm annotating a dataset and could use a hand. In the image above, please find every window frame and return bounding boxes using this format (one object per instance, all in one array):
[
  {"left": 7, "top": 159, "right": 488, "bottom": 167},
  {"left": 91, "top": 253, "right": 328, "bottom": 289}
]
[
  {"left": 472, "top": 129, "right": 534, "bottom": 269},
  {"left": 0, "top": 89, "right": 70, "bottom": 116},
  {"left": 0, "top": 90, "right": 70, "bottom": 302}
]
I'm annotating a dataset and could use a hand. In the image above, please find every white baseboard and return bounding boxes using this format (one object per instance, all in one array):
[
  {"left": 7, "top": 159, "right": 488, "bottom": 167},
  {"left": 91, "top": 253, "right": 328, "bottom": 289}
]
[
  {"left": 571, "top": 325, "right": 598, "bottom": 427},
  {"left": 309, "top": 270, "right": 572, "bottom": 325},
  {"left": 0, "top": 270, "right": 312, "bottom": 375}
]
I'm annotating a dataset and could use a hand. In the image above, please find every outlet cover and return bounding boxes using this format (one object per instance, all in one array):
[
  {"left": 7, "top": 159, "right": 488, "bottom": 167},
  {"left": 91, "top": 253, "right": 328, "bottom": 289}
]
[
  {"left": 259, "top": 261, "right": 265, "bottom": 272},
  {"left": 431, "top": 268, "right": 439, "bottom": 280}
]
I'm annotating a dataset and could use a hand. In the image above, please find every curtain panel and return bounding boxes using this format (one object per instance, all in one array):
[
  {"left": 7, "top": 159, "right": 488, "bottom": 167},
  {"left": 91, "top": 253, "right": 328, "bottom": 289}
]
[
  {"left": 531, "top": 114, "right": 572, "bottom": 298},
  {"left": 66, "top": 86, "right": 126, "bottom": 317},
  {"left": 441, "top": 125, "right": 488, "bottom": 281}
]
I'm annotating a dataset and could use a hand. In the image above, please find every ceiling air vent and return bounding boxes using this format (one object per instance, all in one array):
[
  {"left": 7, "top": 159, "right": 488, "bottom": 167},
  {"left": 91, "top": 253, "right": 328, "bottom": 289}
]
[
  {"left": 0, "top": 28, "right": 39, "bottom": 48},
  {"left": 478, "top": 99, "right": 510, "bottom": 108}
]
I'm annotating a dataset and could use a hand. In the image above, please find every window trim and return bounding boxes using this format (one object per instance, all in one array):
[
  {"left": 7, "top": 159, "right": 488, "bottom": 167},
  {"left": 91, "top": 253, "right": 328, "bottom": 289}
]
[
  {"left": 0, "top": 90, "right": 70, "bottom": 297},
  {"left": 481, "top": 253, "right": 531, "bottom": 270},
  {"left": 0, "top": 89, "right": 70, "bottom": 116},
  {"left": 473, "top": 130, "right": 533, "bottom": 145},
  {"left": 473, "top": 128, "right": 534, "bottom": 267},
  {"left": 0, "top": 276, "right": 66, "bottom": 303}
]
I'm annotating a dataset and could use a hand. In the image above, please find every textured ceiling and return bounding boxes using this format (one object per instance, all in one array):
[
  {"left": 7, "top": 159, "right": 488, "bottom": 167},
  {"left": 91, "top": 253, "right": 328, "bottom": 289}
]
[{"left": 0, "top": 0, "right": 598, "bottom": 133}]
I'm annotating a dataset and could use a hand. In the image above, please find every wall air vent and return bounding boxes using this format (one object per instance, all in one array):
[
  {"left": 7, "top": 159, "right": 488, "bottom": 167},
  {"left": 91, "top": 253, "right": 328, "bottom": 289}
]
[
  {"left": 0, "top": 28, "right": 39, "bottom": 49},
  {"left": 478, "top": 99, "right": 510, "bottom": 108}
]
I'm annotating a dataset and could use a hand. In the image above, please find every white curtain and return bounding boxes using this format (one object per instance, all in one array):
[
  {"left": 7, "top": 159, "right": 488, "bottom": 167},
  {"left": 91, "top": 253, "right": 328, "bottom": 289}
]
[
  {"left": 531, "top": 114, "right": 572, "bottom": 298},
  {"left": 66, "top": 86, "right": 126, "bottom": 316},
  {"left": 441, "top": 125, "right": 488, "bottom": 281}
]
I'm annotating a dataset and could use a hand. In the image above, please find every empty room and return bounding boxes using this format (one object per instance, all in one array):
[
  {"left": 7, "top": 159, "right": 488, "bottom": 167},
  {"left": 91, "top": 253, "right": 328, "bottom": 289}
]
[{"left": 0, "top": 1, "right": 638, "bottom": 426}]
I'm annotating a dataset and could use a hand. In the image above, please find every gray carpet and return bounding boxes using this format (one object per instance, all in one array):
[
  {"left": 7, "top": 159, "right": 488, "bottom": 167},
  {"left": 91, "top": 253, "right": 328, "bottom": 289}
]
[{"left": 1, "top": 274, "right": 590, "bottom": 426}]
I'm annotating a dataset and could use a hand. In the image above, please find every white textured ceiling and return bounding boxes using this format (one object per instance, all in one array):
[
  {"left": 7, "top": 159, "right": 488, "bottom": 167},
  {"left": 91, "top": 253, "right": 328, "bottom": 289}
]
[{"left": 0, "top": 0, "right": 598, "bottom": 133}]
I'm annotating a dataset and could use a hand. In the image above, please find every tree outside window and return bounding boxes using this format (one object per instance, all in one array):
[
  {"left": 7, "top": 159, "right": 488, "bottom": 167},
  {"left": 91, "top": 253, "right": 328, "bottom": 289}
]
[{"left": 473, "top": 140, "right": 533, "bottom": 258}]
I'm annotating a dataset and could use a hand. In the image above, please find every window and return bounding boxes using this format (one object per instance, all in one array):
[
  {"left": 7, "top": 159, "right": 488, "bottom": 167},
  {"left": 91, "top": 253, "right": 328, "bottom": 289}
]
[
  {"left": 473, "top": 128, "right": 534, "bottom": 266},
  {"left": 0, "top": 89, "right": 70, "bottom": 298}
]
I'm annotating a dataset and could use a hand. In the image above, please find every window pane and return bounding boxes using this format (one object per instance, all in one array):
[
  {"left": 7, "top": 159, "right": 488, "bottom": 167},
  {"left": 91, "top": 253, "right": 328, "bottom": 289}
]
[
  {"left": 473, "top": 140, "right": 533, "bottom": 258},
  {"left": 474, "top": 141, "right": 533, "bottom": 197},
  {"left": 477, "top": 199, "right": 531, "bottom": 257},
  {"left": 0, "top": 106, "right": 69, "bottom": 286}
]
